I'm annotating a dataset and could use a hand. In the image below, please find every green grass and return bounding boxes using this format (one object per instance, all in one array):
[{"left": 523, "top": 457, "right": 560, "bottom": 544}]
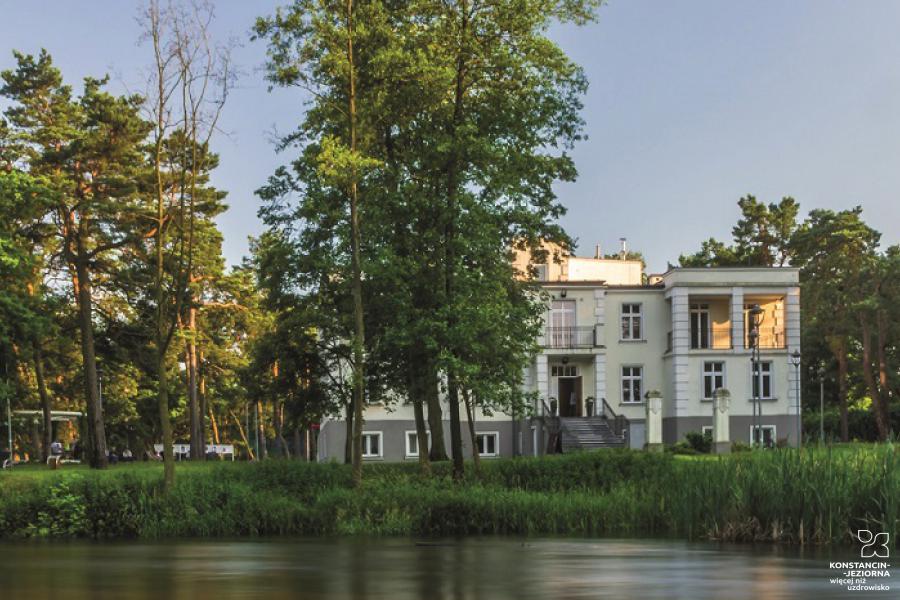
[{"left": 1, "top": 445, "right": 897, "bottom": 546}]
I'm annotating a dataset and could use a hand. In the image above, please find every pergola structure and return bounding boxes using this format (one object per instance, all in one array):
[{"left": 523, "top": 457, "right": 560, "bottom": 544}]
[{"left": 2, "top": 410, "right": 83, "bottom": 467}]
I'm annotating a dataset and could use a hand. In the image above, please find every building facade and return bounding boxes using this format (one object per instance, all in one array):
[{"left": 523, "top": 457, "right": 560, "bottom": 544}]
[{"left": 318, "top": 248, "right": 801, "bottom": 461}]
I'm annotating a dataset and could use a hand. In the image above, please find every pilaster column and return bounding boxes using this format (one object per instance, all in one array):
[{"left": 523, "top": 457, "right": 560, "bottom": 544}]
[
  {"left": 786, "top": 286, "right": 802, "bottom": 418},
  {"left": 670, "top": 287, "right": 689, "bottom": 416},
  {"left": 594, "top": 353, "right": 606, "bottom": 407},
  {"left": 730, "top": 287, "right": 745, "bottom": 350},
  {"left": 593, "top": 288, "right": 606, "bottom": 346},
  {"left": 535, "top": 354, "right": 549, "bottom": 416}
]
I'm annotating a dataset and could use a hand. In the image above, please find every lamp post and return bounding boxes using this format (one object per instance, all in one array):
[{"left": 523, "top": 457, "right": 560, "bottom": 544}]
[
  {"left": 748, "top": 304, "right": 764, "bottom": 448},
  {"left": 5, "top": 394, "right": 11, "bottom": 466},
  {"left": 97, "top": 364, "right": 103, "bottom": 409},
  {"left": 4, "top": 363, "right": 11, "bottom": 465},
  {"left": 818, "top": 362, "right": 826, "bottom": 444},
  {"left": 790, "top": 349, "right": 801, "bottom": 448}
]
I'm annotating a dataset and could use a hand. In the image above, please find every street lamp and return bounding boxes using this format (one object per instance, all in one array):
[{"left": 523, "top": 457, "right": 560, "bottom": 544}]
[
  {"left": 818, "top": 362, "right": 826, "bottom": 444},
  {"left": 748, "top": 304, "right": 764, "bottom": 448},
  {"left": 790, "top": 349, "right": 801, "bottom": 448}
]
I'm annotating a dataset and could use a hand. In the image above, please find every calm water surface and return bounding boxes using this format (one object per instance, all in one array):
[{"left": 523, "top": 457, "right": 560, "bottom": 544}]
[{"left": 0, "top": 538, "right": 893, "bottom": 599}]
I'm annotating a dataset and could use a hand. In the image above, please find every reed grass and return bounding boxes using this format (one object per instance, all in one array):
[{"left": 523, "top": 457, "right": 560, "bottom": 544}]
[{"left": 1, "top": 445, "right": 896, "bottom": 546}]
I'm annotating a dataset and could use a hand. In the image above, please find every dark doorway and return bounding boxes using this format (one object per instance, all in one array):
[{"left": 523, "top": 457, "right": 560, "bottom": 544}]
[{"left": 557, "top": 377, "right": 582, "bottom": 417}]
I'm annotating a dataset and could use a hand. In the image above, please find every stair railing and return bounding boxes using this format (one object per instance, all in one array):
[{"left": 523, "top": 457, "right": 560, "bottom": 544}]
[
  {"left": 601, "top": 398, "right": 629, "bottom": 445},
  {"left": 541, "top": 398, "right": 562, "bottom": 454}
]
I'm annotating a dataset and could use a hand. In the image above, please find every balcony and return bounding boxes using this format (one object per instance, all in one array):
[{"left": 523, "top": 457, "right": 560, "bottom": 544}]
[
  {"left": 545, "top": 326, "right": 595, "bottom": 349},
  {"left": 690, "top": 325, "right": 732, "bottom": 350},
  {"left": 747, "top": 325, "right": 786, "bottom": 349}
]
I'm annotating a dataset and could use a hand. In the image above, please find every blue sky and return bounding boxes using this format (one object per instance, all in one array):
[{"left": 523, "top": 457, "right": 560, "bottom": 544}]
[{"left": 2, "top": 1, "right": 899, "bottom": 272}]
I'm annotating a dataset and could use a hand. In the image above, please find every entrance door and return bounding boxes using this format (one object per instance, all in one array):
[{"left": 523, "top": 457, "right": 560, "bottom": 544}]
[{"left": 557, "top": 377, "right": 582, "bottom": 417}]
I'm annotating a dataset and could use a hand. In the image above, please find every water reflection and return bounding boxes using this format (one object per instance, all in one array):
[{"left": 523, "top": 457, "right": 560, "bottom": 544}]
[{"left": 0, "top": 538, "right": 892, "bottom": 599}]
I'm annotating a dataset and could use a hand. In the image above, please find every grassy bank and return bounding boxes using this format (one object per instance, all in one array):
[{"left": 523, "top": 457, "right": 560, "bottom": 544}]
[{"left": 1, "top": 446, "right": 897, "bottom": 546}]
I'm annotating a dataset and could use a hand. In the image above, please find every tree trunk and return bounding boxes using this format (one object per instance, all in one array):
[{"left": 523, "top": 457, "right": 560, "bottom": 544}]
[
  {"left": 186, "top": 307, "right": 203, "bottom": 460},
  {"left": 876, "top": 310, "right": 893, "bottom": 439},
  {"left": 208, "top": 404, "right": 220, "bottom": 445},
  {"left": 463, "top": 388, "right": 480, "bottom": 474},
  {"left": 198, "top": 348, "right": 208, "bottom": 449},
  {"left": 229, "top": 409, "right": 253, "bottom": 461},
  {"left": 74, "top": 257, "right": 108, "bottom": 468},
  {"left": 345, "top": 0, "right": 366, "bottom": 488},
  {"left": 255, "top": 399, "right": 268, "bottom": 459},
  {"left": 157, "top": 352, "right": 175, "bottom": 488},
  {"left": 274, "top": 401, "right": 290, "bottom": 458},
  {"left": 344, "top": 400, "right": 354, "bottom": 465},
  {"left": 293, "top": 427, "right": 303, "bottom": 460},
  {"left": 860, "top": 319, "right": 890, "bottom": 441},
  {"left": 33, "top": 344, "right": 52, "bottom": 462},
  {"left": 832, "top": 338, "right": 850, "bottom": 443},
  {"left": 424, "top": 359, "right": 448, "bottom": 462},
  {"left": 443, "top": 1, "right": 470, "bottom": 481}
]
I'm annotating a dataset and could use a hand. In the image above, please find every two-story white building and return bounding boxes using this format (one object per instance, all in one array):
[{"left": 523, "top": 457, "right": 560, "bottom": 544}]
[{"left": 318, "top": 246, "right": 801, "bottom": 461}]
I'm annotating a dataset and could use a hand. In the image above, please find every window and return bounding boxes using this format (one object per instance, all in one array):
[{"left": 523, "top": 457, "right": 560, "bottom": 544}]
[
  {"left": 750, "top": 425, "right": 776, "bottom": 448},
  {"left": 476, "top": 432, "right": 499, "bottom": 457},
  {"left": 549, "top": 299, "right": 576, "bottom": 328},
  {"left": 620, "top": 303, "right": 642, "bottom": 340},
  {"left": 621, "top": 366, "right": 643, "bottom": 404},
  {"left": 548, "top": 300, "right": 577, "bottom": 347},
  {"left": 752, "top": 361, "right": 773, "bottom": 399},
  {"left": 701, "top": 425, "right": 713, "bottom": 437},
  {"left": 702, "top": 362, "right": 725, "bottom": 400},
  {"left": 690, "top": 303, "right": 711, "bottom": 349},
  {"left": 535, "top": 264, "right": 548, "bottom": 281},
  {"left": 551, "top": 365, "right": 578, "bottom": 377},
  {"left": 405, "top": 431, "right": 431, "bottom": 458},
  {"left": 362, "top": 432, "right": 382, "bottom": 458}
]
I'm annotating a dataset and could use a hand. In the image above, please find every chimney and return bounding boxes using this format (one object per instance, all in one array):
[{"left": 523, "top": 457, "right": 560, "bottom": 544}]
[
  {"left": 619, "top": 237, "right": 628, "bottom": 260},
  {"left": 594, "top": 244, "right": 602, "bottom": 259}
]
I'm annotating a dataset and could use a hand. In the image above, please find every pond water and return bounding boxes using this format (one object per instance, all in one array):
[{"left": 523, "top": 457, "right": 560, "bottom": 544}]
[{"left": 0, "top": 537, "right": 894, "bottom": 599}]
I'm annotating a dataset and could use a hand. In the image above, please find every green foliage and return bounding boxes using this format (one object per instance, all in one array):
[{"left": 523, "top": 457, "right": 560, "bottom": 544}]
[
  {"left": 1, "top": 447, "right": 897, "bottom": 547},
  {"left": 24, "top": 478, "right": 89, "bottom": 538},
  {"left": 678, "top": 195, "right": 798, "bottom": 267},
  {"left": 684, "top": 431, "right": 712, "bottom": 454}
]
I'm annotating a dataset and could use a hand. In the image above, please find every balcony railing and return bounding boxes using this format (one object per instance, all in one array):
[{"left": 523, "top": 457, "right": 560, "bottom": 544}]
[
  {"left": 544, "top": 326, "right": 595, "bottom": 349},
  {"left": 747, "top": 326, "right": 786, "bottom": 349},
  {"left": 690, "top": 326, "right": 732, "bottom": 350}
]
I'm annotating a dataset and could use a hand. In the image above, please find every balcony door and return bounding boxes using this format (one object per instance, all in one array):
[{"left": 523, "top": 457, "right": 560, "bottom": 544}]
[
  {"left": 690, "top": 303, "right": 710, "bottom": 349},
  {"left": 549, "top": 299, "right": 576, "bottom": 347}
]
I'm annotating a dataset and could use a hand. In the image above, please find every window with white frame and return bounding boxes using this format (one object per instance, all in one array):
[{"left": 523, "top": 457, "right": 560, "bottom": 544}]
[
  {"left": 702, "top": 361, "right": 725, "bottom": 400},
  {"left": 621, "top": 365, "right": 643, "bottom": 404},
  {"left": 750, "top": 425, "right": 776, "bottom": 448},
  {"left": 752, "top": 361, "right": 773, "bottom": 399},
  {"left": 362, "top": 432, "right": 382, "bottom": 458},
  {"left": 551, "top": 365, "right": 578, "bottom": 377},
  {"left": 690, "top": 303, "right": 711, "bottom": 349},
  {"left": 475, "top": 432, "right": 499, "bottom": 457},
  {"left": 701, "top": 425, "right": 713, "bottom": 437},
  {"left": 620, "top": 303, "right": 642, "bottom": 340},
  {"left": 405, "top": 431, "right": 431, "bottom": 457}
]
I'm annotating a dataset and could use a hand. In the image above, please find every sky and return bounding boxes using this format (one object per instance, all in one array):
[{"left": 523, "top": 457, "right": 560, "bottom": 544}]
[{"left": 1, "top": 1, "right": 899, "bottom": 273}]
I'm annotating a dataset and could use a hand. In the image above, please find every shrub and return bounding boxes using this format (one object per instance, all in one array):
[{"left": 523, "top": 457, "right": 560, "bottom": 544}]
[
  {"left": 667, "top": 442, "right": 698, "bottom": 455},
  {"left": 684, "top": 431, "right": 712, "bottom": 454}
]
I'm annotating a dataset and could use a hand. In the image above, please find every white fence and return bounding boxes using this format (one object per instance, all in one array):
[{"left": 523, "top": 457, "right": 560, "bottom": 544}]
[{"left": 153, "top": 444, "right": 235, "bottom": 461}]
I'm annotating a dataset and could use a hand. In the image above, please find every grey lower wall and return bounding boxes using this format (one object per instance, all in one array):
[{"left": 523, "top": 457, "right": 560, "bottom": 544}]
[
  {"left": 319, "top": 419, "right": 520, "bottom": 463},
  {"left": 320, "top": 413, "right": 802, "bottom": 461},
  {"left": 628, "top": 420, "right": 646, "bottom": 450},
  {"left": 662, "top": 414, "right": 801, "bottom": 446}
]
